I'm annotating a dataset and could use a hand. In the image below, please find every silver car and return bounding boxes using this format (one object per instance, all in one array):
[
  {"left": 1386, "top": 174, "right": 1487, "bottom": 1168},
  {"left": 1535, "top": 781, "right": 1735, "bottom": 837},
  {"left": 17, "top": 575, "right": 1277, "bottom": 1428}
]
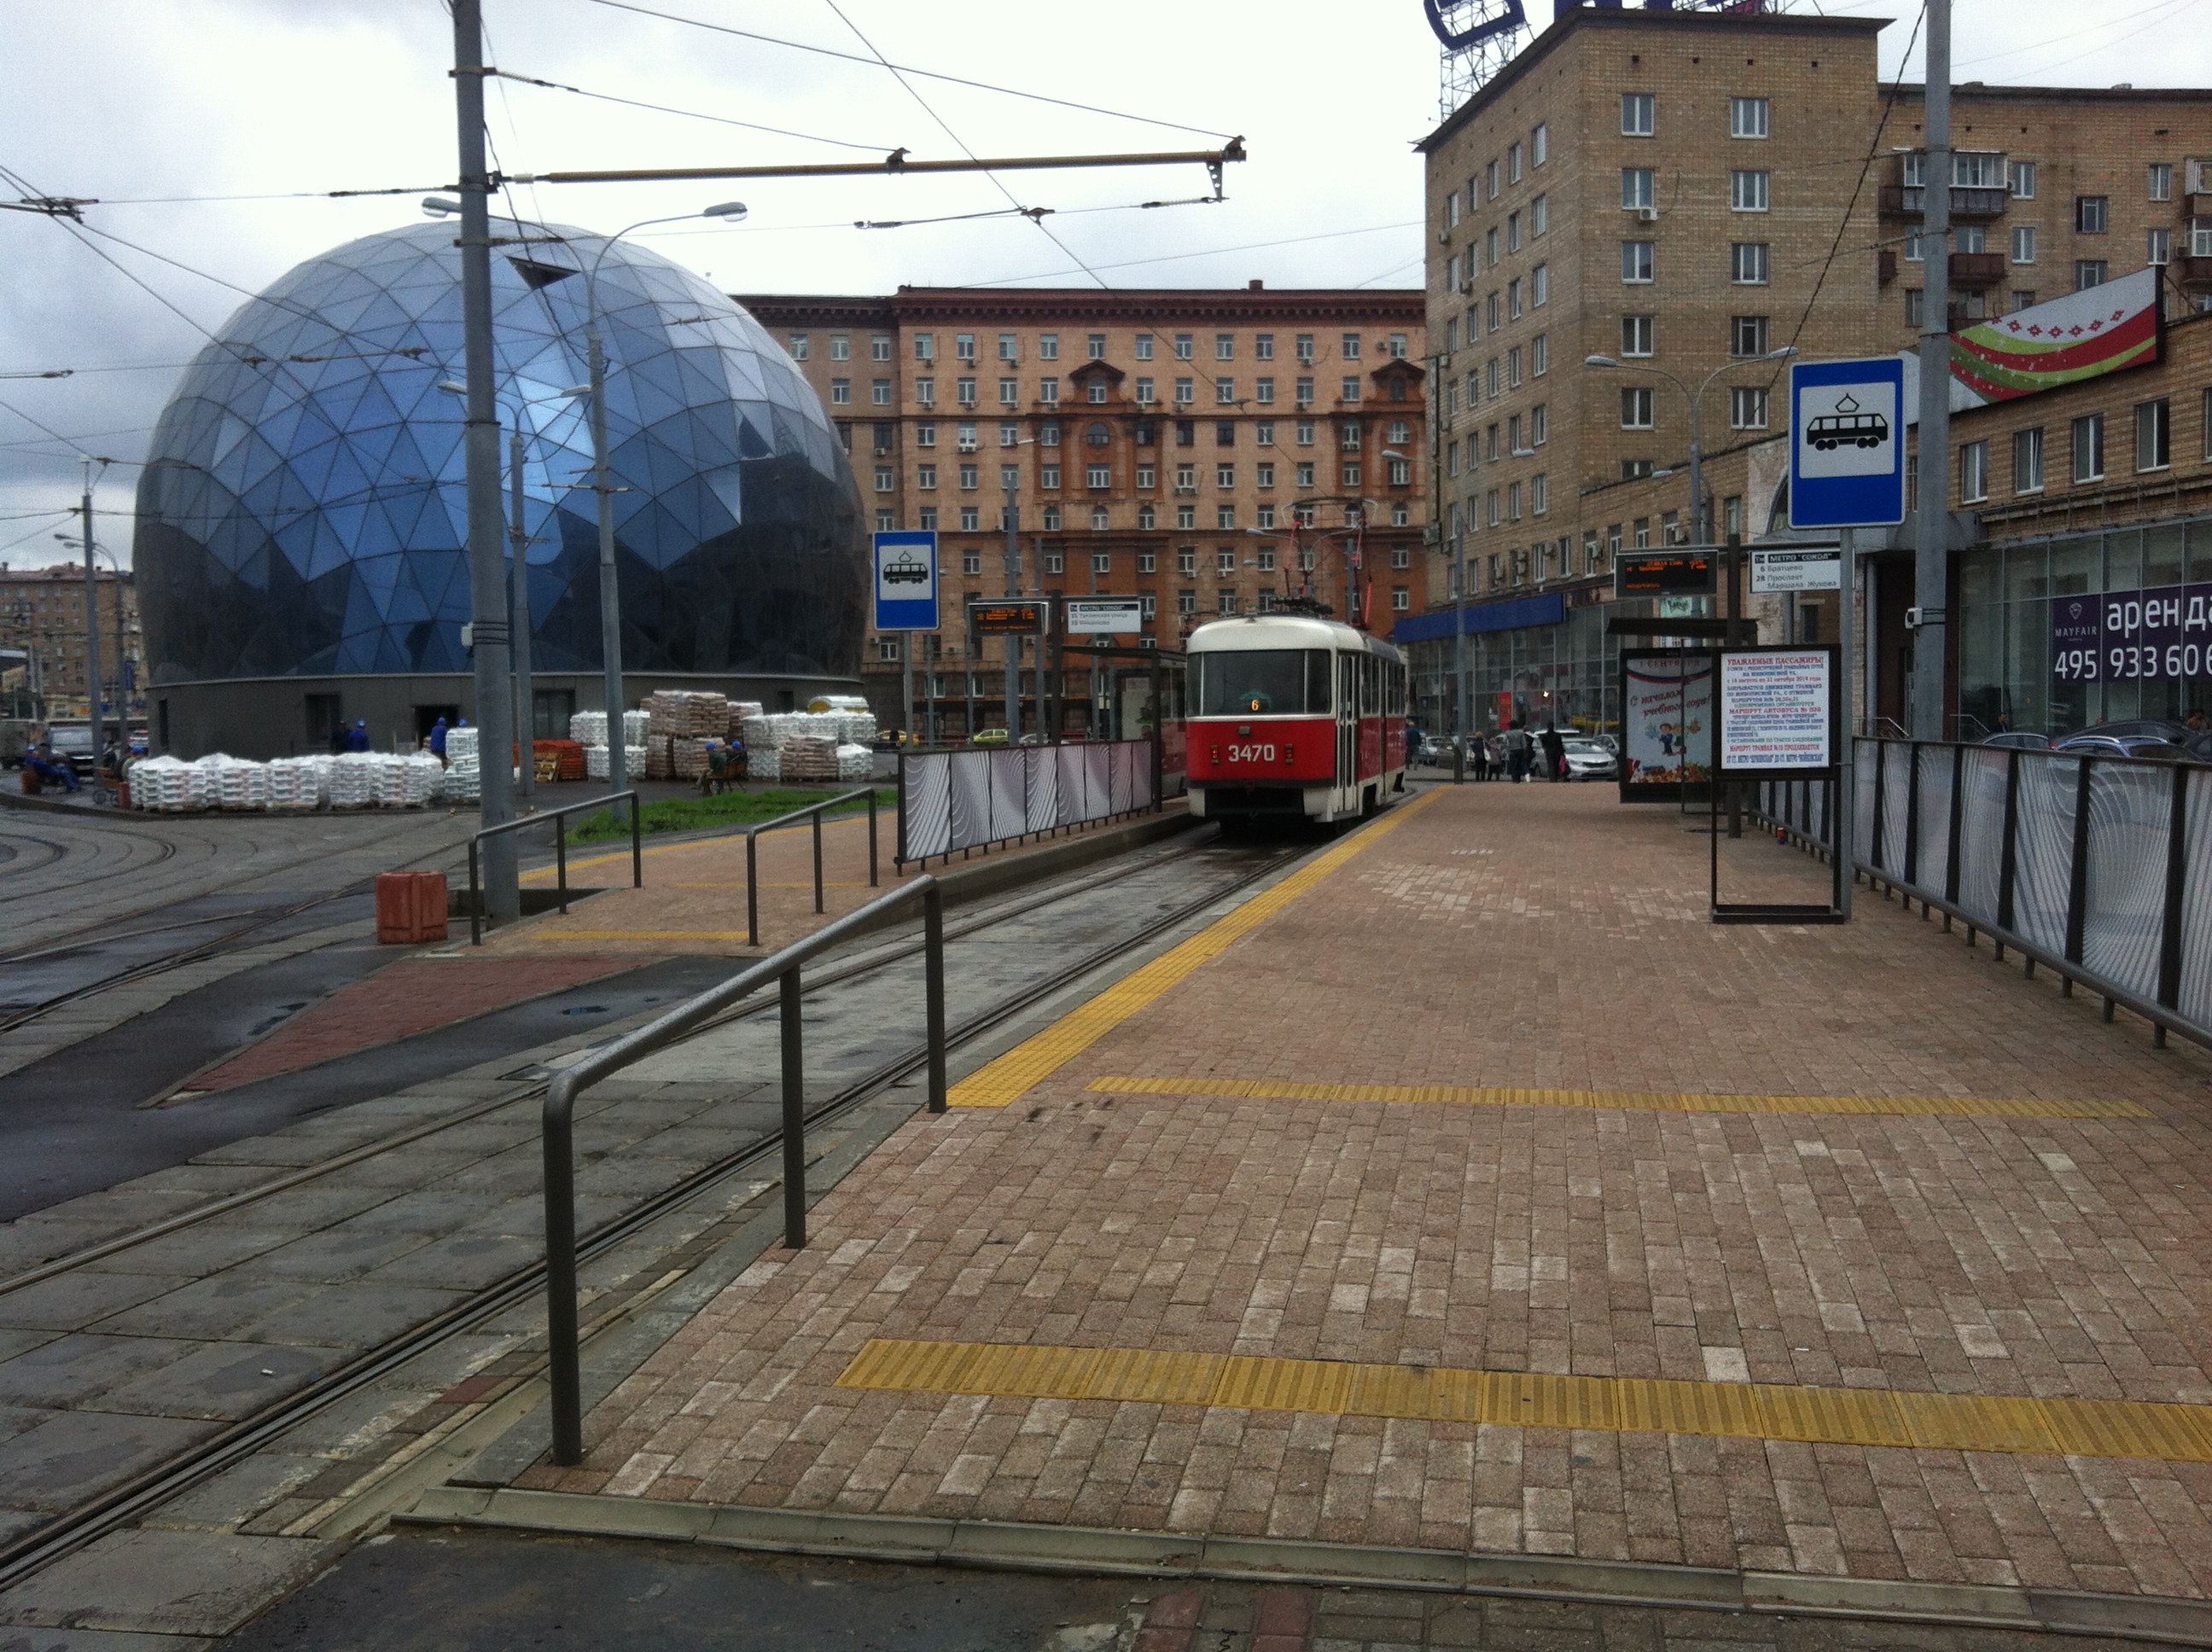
[{"left": 1561, "top": 737, "right": 1619, "bottom": 781}]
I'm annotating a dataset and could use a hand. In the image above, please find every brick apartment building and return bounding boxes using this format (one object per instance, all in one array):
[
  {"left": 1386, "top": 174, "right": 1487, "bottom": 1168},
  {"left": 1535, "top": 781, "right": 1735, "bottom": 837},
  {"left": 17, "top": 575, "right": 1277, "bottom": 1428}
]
[
  {"left": 0, "top": 562, "right": 141, "bottom": 721},
  {"left": 1408, "top": 2, "right": 2211, "bottom": 737},
  {"left": 733, "top": 287, "right": 1428, "bottom": 736},
  {"left": 1876, "top": 84, "right": 2212, "bottom": 345}
]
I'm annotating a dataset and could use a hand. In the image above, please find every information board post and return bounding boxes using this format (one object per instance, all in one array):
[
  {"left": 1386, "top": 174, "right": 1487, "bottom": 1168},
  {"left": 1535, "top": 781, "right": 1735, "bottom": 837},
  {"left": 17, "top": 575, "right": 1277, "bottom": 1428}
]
[
  {"left": 1711, "top": 643, "right": 1845, "bottom": 923},
  {"left": 872, "top": 531, "right": 940, "bottom": 745}
]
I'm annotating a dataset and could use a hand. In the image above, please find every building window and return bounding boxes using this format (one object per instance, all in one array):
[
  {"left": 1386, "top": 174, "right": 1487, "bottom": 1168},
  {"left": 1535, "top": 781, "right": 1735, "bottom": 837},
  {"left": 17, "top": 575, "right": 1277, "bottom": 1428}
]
[
  {"left": 1729, "top": 315, "right": 1768, "bottom": 357},
  {"left": 2075, "top": 259, "right": 2108, "bottom": 291},
  {"left": 1506, "top": 347, "right": 1522, "bottom": 388},
  {"left": 830, "top": 378, "right": 850, "bottom": 404},
  {"left": 1730, "top": 387, "right": 1767, "bottom": 429},
  {"left": 998, "top": 377, "right": 1018, "bottom": 406},
  {"left": 1507, "top": 212, "right": 1522, "bottom": 252},
  {"left": 956, "top": 377, "right": 976, "bottom": 406},
  {"left": 1173, "top": 377, "right": 1195, "bottom": 405},
  {"left": 1730, "top": 170, "right": 1769, "bottom": 212},
  {"left": 1532, "top": 264, "right": 1548, "bottom": 305},
  {"left": 2012, "top": 427, "right": 2044, "bottom": 493},
  {"left": 1904, "top": 288, "right": 1924, "bottom": 328},
  {"left": 954, "top": 333, "right": 976, "bottom": 362},
  {"left": 1138, "top": 550, "right": 1156, "bottom": 573},
  {"left": 1091, "top": 505, "right": 1110, "bottom": 529},
  {"left": 2136, "top": 398, "right": 2171, "bottom": 471},
  {"left": 1531, "top": 474, "right": 1547, "bottom": 515},
  {"left": 917, "top": 463, "right": 937, "bottom": 490},
  {"left": 2149, "top": 161, "right": 2174, "bottom": 201},
  {"left": 1959, "top": 439, "right": 1988, "bottom": 503},
  {"left": 1250, "top": 376, "right": 1275, "bottom": 406},
  {"left": 873, "top": 465, "right": 894, "bottom": 492},
  {"left": 1621, "top": 92, "right": 1655, "bottom": 137},
  {"left": 2072, "top": 412, "right": 2104, "bottom": 482},
  {"left": 1043, "top": 504, "right": 1063, "bottom": 530},
  {"left": 1730, "top": 96, "right": 1769, "bottom": 138},
  {"left": 1039, "top": 377, "right": 1059, "bottom": 404},
  {"left": 1173, "top": 334, "right": 1194, "bottom": 360},
  {"left": 2076, "top": 195, "right": 2108, "bottom": 234},
  {"left": 1134, "top": 333, "right": 1154, "bottom": 360},
  {"left": 1176, "top": 504, "right": 1196, "bottom": 529},
  {"left": 1080, "top": 462, "right": 1106, "bottom": 489},
  {"left": 1086, "top": 332, "right": 1107, "bottom": 359},
  {"left": 1621, "top": 387, "right": 1655, "bottom": 429},
  {"left": 829, "top": 334, "right": 850, "bottom": 361},
  {"left": 958, "top": 464, "right": 978, "bottom": 490},
  {"left": 1134, "top": 376, "right": 1155, "bottom": 404},
  {"left": 1215, "top": 462, "right": 1236, "bottom": 488},
  {"left": 1507, "top": 278, "right": 1522, "bottom": 319},
  {"left": 1621, "top": 241, "right": 1655, "bottom": 283},
  {"left": 1176, "top": 589, "right": 1196, "bottom": 614},
  {"left": 1621, "top": 167, "right": 1656, "bottom": 210},
  {"left": 2011, "top": 160, "right": 2035, "bottom": 199},
  {"left": 2011, "top": 224, "right": 2036, "bottom": 264},
  {"left": 1176, "top": 420, "right": 1196, "bottom": 446},
  {"left": 2148, "top": 227, "right": 2172, "bottom": 265},
  {"left": 1341, "top": 376, "right": 1361, "bottom": 402},
  {"left": 1730, "top": 243, "right": 1770, "bottom": 284},
  {"left": 1214, "top": 376, "right": 1235, "bottom": 405},
  {"left": 1621, "top": 314, "right": 1655, "bottom": 357},
  {"left": 962, "top": 545, "right": 981, "bottom": 569},
  {"left": 1039, "top": 334, "right": 1060, "bottom": 361}
]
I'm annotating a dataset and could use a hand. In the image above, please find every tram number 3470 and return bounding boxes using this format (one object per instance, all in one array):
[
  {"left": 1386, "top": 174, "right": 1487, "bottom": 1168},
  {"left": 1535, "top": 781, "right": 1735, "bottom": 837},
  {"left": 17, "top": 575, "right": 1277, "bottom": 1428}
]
[{"left": 1225, "top": 742, "right": 1278, "bottom": 763}]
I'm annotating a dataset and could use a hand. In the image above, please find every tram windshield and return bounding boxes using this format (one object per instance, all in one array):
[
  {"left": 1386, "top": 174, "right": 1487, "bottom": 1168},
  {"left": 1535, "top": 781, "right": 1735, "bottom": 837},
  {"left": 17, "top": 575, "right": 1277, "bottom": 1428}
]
[{"left": 1190, "top": 649, "right": 1331, "bottom": 716}]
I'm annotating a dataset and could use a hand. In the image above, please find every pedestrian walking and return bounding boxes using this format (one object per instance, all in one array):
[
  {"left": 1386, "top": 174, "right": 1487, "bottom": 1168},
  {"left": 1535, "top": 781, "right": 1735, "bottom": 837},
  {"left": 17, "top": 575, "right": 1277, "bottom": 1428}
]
[
  {"left": 1539, "top": 724, "right": 1566, "bottom": 782},
  {"left": 1502, "top": 722, "right": 1534, "bottom": 782},
  {"left": 345, "top": 719, "right": 370, "bottom": 753},
  {"left": 427, "top": 716, "right": 448, "bottom": 761},
  {"left": 1470, "top": 734, "right": 1492, "bottom": 781}
]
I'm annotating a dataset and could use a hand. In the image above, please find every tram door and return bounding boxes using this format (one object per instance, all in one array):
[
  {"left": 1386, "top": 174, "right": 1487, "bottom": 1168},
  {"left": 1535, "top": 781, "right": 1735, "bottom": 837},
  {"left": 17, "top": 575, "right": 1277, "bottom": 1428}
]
[{"left": 1336, "top": 653, "right": 1356, "bottom": 803}]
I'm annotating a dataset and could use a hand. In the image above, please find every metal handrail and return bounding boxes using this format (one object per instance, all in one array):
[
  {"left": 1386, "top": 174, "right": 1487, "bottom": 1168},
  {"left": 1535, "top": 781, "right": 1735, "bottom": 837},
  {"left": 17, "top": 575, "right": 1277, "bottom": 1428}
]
[
  {"left": 467, "top": 789, "right": 643, "bottom": 945},
  {"left": 543, "top": 875, "right": 946, "bottom": 1464},
  {"left": 744, "top": 786, "right": 879, "bottom": 946}
]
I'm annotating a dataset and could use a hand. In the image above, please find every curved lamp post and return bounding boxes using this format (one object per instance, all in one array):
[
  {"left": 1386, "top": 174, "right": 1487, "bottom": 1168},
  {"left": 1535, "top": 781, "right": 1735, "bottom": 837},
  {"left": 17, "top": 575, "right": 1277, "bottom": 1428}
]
[{"left": 1582, "top": 347, "right": 1796, "bottom": 544}]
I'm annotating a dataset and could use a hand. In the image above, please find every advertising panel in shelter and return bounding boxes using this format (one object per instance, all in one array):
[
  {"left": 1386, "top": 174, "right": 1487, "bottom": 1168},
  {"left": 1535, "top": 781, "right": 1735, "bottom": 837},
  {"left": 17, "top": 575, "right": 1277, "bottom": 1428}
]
[{"left": 1619, "top": 653, "right": 1714, "bottom": 800}]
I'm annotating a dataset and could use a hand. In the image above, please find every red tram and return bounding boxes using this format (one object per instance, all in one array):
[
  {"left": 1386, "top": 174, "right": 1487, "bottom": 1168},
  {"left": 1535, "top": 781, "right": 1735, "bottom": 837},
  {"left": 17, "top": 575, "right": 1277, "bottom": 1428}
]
[{"left": 1183, "top": 613, "right": 1409, "bottom": 827}]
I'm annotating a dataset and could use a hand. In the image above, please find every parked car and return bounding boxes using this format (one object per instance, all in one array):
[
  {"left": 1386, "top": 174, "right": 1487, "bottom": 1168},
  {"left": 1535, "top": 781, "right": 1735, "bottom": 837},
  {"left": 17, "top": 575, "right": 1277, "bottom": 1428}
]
[
  {"left": 1561, "top": 737, "right": 1620, "bottom": 781},
  {"left": 1981, "top": 731, "right": 2052, "bottom": 749},
  {"left": 44, "top": 721, "right": 97, "bottom": 777},
  {"left": 2051, "top": 734, "right": 2195, "bottom": 762},
  {"left": 969, "top": 728, "right": 1008, "bottom": 746},
  {"left": 2075, "top": 718, "right": 2190, "bottom": 742},
  {"left": 1585, "top": 733, "right": 1620, "bottom": 754}
]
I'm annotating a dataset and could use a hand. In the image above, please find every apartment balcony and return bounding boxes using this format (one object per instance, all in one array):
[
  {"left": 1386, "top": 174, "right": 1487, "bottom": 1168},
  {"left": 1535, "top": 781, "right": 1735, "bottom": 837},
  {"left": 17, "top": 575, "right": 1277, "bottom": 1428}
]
[
  {"left": 1878, "top": 249, "right": 1898, "bottom": 284},
  {"left": 2178, "top": 256, "right": 2212, "bottom": 288},
  {"left": 1878, "top": 184, "right": 2011, "bottom": 220},
  {"left": 2184, "top": 193, "right": 2212, "bottom": 217},
  {"left": 1949, "top": 251, "right": 2008, "bottom": 288}
]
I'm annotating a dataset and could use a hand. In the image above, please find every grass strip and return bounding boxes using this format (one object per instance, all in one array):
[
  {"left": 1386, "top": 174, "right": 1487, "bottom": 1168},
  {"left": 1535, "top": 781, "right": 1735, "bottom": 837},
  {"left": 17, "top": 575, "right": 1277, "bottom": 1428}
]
[{"left": 565, "top": 787, "right": 894, "bottom": 843}]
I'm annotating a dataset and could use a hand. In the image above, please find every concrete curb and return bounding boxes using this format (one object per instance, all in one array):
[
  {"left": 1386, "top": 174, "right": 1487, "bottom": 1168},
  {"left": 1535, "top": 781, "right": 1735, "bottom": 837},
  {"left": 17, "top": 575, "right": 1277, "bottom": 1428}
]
[{"left": 393, "top": 1486, "right": 2212, "bottom": 1646}]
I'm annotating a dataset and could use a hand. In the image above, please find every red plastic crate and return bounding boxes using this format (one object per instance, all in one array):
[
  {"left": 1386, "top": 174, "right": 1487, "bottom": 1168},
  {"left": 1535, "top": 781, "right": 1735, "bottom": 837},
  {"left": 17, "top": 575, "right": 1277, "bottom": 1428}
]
[{"left": 374, "top": 870, "right": 449, "bottom": 945}]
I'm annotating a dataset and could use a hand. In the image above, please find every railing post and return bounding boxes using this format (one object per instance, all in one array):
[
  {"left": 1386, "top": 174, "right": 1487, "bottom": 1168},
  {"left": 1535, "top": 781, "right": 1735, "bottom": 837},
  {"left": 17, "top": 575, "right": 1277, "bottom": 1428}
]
[
  {"left": 2064, "top": 754, "right": 2094, "bottom": 968},
  {"left": 782, "top": 966, "right": 806, "bottom": 1249},
  {"left": 2156, "top": 764, "right": 2187, "bottom": 1049},
  {"left": 868, "top": 787, "right": 879, "bottom": 887},
  {"left": 746, "top": 829, "right": 760, "bottom": 948},
  {"left": 924, "top": 885, "right": 947, "bottom": 1114},
  {"left": 1869, "top": 740, "right": 1889, "bottom": 875},
  {"left": 556, "top": 821, "right": 569, "bottom": 916},
  {"left": 1945, "top": 742, "right": 1966, "bottom": 905},
  {"left": 1903, "top": 741, "right": 1922, "bottom": 891},
  {"left": 468, "top": 839, "right": 482, "bottom": 946},
  {"left": 630, "top": 792, "right": 643, "bottom": 889},
  {"left": 543, "top": 1070, "right": 583, "bottom": 1465},
  {"left": 1995, "top": 748, "right": 2023, "bottom": 957},
  {"left": 812, "top": 809, "right": 824, "bottom": 914}
]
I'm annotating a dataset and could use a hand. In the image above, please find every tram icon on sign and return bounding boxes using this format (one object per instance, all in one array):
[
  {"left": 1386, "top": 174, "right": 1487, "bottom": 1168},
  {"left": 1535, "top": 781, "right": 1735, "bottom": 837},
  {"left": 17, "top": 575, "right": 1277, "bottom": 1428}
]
[
  {"left": 1807, "top": 394, "right": 1889, "bottom": 451},
  {"left": 882, "top": 553, "right": 930, "bottom": 585}
]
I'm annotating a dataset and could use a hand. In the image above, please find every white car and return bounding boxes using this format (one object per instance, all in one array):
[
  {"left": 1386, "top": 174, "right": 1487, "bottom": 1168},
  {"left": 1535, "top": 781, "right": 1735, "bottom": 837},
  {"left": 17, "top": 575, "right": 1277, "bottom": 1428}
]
[{"left": 1561, "top": 738, "right": 1619, "bottom": 781}]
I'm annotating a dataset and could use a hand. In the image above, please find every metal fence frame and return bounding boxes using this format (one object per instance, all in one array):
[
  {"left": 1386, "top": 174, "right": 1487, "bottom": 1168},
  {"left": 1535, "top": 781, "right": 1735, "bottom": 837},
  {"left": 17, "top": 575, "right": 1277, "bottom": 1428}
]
[
  {"left": 894, "top": 739, "right": 1158, "bottom": 870},
  {"left": 742, "top": 787, "right": 880, "bottom": 946},
  {"left": 1754, "top": 740, "right": 2208, "bottom": 1054},
  {"left": 541, "top": 875, "right": 947, "bottom": 1466},
  {"left": 467, "top": 790, "right": 642, "bottom": 944}
]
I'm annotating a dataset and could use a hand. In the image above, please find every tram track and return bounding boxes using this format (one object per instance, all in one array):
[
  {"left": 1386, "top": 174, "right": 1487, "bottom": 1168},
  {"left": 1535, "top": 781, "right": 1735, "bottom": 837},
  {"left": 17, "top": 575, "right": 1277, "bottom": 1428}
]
[{"left": 0, "top": 824, "right": 1301, "bottom": 1590}]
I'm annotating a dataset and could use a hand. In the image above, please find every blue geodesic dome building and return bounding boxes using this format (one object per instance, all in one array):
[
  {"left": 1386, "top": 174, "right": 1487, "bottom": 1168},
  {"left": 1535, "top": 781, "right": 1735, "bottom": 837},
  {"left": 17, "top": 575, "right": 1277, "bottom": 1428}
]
[{"left": 133, "top": 217, "right": 864, "bottom": 741}]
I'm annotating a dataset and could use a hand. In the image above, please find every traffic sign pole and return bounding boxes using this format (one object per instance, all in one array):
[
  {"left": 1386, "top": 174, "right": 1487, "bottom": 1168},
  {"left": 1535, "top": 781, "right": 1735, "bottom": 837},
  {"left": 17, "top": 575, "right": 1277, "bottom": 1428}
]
[{"left": 1837, "top": 526, "right": 1854, "bottom": 918}]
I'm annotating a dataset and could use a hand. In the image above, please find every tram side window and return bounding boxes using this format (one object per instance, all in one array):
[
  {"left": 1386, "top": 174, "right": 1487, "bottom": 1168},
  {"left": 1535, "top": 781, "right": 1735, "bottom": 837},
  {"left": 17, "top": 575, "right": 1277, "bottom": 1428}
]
[{"left": 1190, "top": 649, "right": 1331, "bottom": 715}]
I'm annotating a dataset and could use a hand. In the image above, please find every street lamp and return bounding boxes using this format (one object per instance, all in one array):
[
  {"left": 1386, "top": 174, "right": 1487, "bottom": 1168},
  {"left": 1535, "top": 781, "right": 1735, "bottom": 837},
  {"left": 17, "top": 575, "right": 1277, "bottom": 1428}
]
[
  {"left": 422, "top": 195, "right": 748, "bottom": 796},
  {"left": 1583, "top": 347, "right": 1796, "bottom": 544}
]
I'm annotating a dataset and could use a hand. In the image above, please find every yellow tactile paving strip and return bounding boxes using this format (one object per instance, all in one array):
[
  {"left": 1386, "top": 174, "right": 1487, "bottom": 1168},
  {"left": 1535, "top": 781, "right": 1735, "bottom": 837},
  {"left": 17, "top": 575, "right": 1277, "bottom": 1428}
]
[
  {"left": 1084, "top": 1073, "right": 2155, "bottom": 1121},
  {"left": 835, "top": 1337, "right": 2212, "bottom": 1464},
  {"left": 948, "top": 792, "right": 1441, "bottom": 1108}
]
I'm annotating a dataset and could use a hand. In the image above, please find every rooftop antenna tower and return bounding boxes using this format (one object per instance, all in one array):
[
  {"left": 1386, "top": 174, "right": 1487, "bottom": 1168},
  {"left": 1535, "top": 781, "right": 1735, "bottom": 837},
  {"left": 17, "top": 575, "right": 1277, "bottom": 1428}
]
[{"left": 1432, "top": 1, "right": 1787, "bottom": 119}]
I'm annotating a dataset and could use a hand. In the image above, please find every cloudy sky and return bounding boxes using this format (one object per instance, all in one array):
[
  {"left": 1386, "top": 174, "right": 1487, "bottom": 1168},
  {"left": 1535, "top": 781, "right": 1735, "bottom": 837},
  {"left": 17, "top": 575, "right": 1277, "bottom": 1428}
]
[{"left": 3, "top": 0, "right": 2203, "bottom": 563}]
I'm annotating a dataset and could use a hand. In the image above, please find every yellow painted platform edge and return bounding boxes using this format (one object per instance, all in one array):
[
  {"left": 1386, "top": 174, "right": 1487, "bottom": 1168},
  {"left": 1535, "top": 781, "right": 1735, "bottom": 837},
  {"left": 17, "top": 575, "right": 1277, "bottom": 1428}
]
[
  {"left": 834, "top": 1337, "right": 2212, "bottom": 1464},
  {"left": 947, "top": 791, "right": 1441, "bottom": 1108},
  {"left": 1083, "top": 1073, "right": 2152, "bottom": 1122}
]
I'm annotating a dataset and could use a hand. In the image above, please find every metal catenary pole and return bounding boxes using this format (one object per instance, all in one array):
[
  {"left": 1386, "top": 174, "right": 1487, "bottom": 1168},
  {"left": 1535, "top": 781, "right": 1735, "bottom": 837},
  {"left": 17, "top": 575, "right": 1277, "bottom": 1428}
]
[
  {"left": 585, "top": 309, "right": 626, "bottom": 794},
  {"left": 451, "top": 0, "right": 519, "bottom": 921},
  {"left": 76, "top": 461, "right": 103, "bottom": 753},
  {"left": 1837, "top": 525, "right": 1857, "bottom": 918},
  {"left": 1001, "top": 473, "right": 1021, "bottom": 736},
  {"left": 507, "top": 422, "right": 534, "bottom": 800},
  {"left": 1911, "top": 0, "right": 1954, "bottom": 741},
  {"left": 902, "top": 631, "right": 917, "bottom": 747}
]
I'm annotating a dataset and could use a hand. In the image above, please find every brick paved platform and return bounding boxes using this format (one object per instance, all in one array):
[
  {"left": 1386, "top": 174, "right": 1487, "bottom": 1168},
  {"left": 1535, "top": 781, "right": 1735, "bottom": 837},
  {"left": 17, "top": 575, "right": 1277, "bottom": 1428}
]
[
  {"left": 176, "top": 954, "right": 643, "bottom": 1094},
  {"left": 498, "top": 784, "right": 2212, "bottom": 1607}
]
